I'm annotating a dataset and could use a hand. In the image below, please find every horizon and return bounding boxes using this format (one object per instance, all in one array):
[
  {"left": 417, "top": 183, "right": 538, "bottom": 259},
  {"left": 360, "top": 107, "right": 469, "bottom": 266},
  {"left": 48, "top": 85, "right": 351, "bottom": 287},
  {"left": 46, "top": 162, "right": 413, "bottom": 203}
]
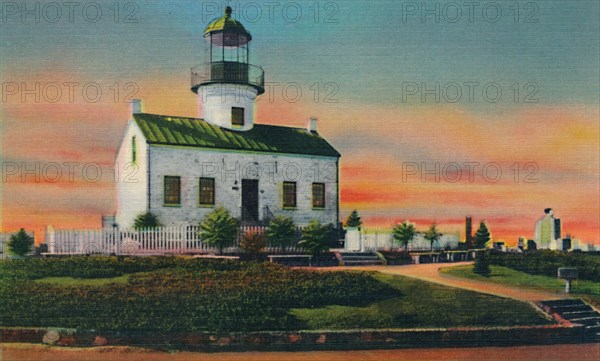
[{"left": 1, "top": 0, "right": 598, "bottom": 245}]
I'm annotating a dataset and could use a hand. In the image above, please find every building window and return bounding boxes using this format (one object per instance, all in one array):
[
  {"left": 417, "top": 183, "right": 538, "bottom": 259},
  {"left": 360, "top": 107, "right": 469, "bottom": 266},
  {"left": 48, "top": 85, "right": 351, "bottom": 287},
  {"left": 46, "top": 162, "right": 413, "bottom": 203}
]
[
  {"left": 232, "top": 107, "right": 245, "bottom": 126},
  {"left": 131, "top": 136, "right": 137, "bottom": 163},
  {"left": 283, "top": 181, "right": 297, "bottom": 208},
  {"left": 164, "top": 176, "right": 181, "bottom": 206},
  {"left": 199, "top": 178, "right": 215, "bottom": 206},
  {"left": 312, "top": 183, "right": 325, "bottom": 208}
]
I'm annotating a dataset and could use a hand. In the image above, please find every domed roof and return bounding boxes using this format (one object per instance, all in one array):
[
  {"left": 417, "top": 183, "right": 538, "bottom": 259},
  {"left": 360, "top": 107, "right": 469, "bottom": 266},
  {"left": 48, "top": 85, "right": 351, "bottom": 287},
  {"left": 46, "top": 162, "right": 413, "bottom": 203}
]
[{"left": 204, "top": 7, "right": 251, "bottom": 39}]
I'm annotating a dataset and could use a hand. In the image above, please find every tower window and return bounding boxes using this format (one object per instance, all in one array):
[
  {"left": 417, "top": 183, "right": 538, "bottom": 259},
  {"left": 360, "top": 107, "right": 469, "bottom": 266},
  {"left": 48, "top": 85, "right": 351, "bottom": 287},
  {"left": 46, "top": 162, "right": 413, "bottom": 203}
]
[
  {"left": 232, "top": 107, "right": 245, "bottom": 126},
  {"left": 312, "top": 183, "right": 325, "bottom": 208},
  {"left": 199, "top": 178, "right": 215, "bottom": 206},
  {"left": 131, "top": 136, "right": 137, "bottom": 163},
  {"left": 283, "top": 182, "right": 297, "bottom": 208},
  {"left": 164, "top": 176, "right": 181, "bottom": 206}
]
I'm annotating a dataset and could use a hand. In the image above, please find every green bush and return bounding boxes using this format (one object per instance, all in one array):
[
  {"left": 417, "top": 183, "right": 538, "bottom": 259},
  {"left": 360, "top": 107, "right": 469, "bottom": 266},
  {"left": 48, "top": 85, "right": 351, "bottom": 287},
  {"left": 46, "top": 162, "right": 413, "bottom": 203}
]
[
  {"left": 8, "top": 229, "right": 34, "bottom": 257},
  {"left": 487, "top": 251, "right": 600, "bottom": 282},
  {"left": 473, "top": 253, "right": 491, "bottom": 277}
]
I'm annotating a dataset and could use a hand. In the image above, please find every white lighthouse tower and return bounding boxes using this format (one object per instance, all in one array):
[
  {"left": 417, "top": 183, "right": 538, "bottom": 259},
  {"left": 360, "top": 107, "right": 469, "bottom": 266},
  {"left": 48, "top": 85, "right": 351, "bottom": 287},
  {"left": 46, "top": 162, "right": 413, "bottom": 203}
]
[{"left": 191, "top": 6, "right": 265, "bottom": 131}]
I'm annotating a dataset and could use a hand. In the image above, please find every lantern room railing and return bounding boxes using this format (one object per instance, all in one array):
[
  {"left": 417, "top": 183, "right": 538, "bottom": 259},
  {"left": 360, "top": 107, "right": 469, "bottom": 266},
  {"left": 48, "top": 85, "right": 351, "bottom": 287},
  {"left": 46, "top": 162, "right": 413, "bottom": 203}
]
[{"left": 191, "top": 61, "right": 265, "bottom": 94}]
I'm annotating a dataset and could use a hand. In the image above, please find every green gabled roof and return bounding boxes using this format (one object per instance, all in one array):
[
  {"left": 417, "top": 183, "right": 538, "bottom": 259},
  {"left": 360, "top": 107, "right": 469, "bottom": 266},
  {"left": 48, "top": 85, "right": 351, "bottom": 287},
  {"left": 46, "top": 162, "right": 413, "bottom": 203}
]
[{"left": 133, "top": 113, "right": 340, "bottom": 158}]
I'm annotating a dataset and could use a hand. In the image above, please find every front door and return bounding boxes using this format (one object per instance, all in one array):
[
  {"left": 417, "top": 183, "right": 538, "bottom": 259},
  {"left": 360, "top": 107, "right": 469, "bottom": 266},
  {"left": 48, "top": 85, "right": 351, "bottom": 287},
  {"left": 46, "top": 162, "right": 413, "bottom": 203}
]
[{"left": 241, "top": 179, "right": 259, "bottom": 224}]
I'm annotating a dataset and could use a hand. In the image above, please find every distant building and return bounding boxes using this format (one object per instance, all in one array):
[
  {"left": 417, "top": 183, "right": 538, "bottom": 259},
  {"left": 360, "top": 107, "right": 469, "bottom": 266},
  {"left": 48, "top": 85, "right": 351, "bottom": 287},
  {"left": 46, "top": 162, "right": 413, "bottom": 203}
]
[
  {"left": 534, "top": 208, "right": 561, "bottom": 249},
  {"left": 465, "top": 216, "right": 473, "bottom": 247}
]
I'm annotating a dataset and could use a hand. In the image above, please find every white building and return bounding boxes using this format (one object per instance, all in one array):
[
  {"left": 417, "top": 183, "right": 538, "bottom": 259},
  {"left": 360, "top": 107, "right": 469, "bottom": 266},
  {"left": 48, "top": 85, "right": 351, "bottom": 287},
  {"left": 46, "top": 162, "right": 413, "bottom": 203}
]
[
  {"left": 534, "top": 208, "right": 561, "bottom": 249},
  {"left": 115, "top": 7, "right": 340, "bottom": 228}
]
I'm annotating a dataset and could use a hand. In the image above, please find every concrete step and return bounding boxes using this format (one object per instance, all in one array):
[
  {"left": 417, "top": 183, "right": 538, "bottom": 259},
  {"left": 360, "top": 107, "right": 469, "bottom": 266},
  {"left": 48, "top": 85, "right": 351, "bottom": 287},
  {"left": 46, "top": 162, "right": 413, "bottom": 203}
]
[
  {"left": 561, "top": 311, "right": 600, "bottom": 320},
  {"left": 343, "top": 259, "right": 384, "bottom": 266},
  {"left": 541, "top": 299, "right": 586, "bottom": 307},
  {"left": 342, "top": 255, "right": 380, "bottom": 260},
  {"left": 551, "top": 304, "right": 593, "bottom": 313},
  {"left": 570, "top": 317, "right": 600, "bottom": 326}
]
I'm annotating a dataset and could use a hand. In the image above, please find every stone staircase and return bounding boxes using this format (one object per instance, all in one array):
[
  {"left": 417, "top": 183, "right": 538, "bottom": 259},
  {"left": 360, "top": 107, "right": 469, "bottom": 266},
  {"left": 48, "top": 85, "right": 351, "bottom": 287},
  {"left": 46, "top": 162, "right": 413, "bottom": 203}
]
[
  {"left": 338, "top": 252, "right": 384, "bottom": 266},
  {"left": 539, "top": 299, "right": 600, "bottom": 340}
]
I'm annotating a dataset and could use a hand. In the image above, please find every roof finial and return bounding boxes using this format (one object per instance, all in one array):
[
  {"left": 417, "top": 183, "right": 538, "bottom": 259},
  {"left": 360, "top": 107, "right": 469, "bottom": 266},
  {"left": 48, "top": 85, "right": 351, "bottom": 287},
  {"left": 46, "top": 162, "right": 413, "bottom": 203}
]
[{"left": 225, "top": 6, "right": 233, "bottom": 17}]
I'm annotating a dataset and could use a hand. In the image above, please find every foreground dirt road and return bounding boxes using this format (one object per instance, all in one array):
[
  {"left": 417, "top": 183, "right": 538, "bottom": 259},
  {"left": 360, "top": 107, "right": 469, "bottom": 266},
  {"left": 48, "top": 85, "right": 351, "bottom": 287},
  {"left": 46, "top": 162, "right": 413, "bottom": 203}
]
[
  {"left": 2, "top": 343, "right": 599, "bottom": 361},
  {"left": 336, "top": 262, "right": 568, "bottom": 301}
]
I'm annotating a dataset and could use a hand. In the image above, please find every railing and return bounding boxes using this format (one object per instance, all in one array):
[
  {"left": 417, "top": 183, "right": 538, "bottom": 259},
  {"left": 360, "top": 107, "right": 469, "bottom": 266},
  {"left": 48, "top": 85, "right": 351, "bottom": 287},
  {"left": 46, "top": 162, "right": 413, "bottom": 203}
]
[
  {"left": 345, "top": 228, "right": 460, "bottom": 252},
  {"left": 191, "top": 61, "right": 265, "bottom": 94}
]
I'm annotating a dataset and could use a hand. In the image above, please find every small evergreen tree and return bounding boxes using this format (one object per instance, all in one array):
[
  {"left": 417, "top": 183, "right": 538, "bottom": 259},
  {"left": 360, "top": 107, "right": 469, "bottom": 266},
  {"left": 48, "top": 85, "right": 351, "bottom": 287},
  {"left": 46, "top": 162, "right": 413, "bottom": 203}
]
[
  {"left": 345, "top": 210, "right": 362, "bottom": 228},
  {"left": 266, "top": 216, "right": 297, "bottom": 254},
  {"left": 473, "top": 252, "right": 491, "bottom": 276},
  {"left": 474, "top": 221, "right": 491, "bottom": 249},
  {"left": 299, "top": 220, "right": 337, "bottom": 265},
  {"left": 423, "top": 223, "right": 443, "bottom": 251},
  {"left": 133, "top": 212, "right": 161, "bottom": 230},
  {"left": 8, "top": 229, "right": 34, "bottom": 257},
  {"left": 199, "top": 207, "right": 239, "bottom": 255},
  {"left": 392, "top": 221, "right": 418, "bottom": 251}
]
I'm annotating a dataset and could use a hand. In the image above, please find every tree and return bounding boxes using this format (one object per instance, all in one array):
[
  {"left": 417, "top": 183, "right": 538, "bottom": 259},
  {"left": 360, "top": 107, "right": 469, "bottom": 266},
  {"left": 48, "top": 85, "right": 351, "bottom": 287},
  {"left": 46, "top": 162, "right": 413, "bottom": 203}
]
[
  {"left": 474, "top": 221, "right": 491, "bottom": 249},
  {"left": 133, "top": 212, "right": 161, "bottom": 230},
  {"left": 8, "top": 229, "right": 34, "bottom": 257},
  {"left": 473, "top": 252, "right": 491, "bottom": 276},
  {"left": 239, "top": 229, "right": 266, "bottom": 260},
  {"left": 298, "top": 220, "right": 337, "bottom": 265},
  {"left": 345, "top": 210, "right": 362, "bottom": 228},
  {"left": 423, "top": 223, "right": 443, "bottom": 251},
  {"left": 266, "top": 216, "right": 297, "bottom": 254},
  {"left": 199, "top": 207, "right": 239, "bottom": 255},
  {"left": 392, "top": 221, "right": 417, "bottom": 251}
]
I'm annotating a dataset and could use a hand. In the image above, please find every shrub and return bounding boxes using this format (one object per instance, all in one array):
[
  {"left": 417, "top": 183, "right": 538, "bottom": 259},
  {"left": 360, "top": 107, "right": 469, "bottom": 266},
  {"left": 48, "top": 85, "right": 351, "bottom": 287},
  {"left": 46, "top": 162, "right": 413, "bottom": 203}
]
[
  {"left": 380, "top": 251, "right": 413, "bottom": 265},
  {"left": 266, "top": 216, "right": 297, "bottom": 253},
  {"left": 133, "top": 212, "right": 161, "bottom": 230},
  {"left": 345, "top": 210, "right": 362, "bottom": 228},
  {"left": 240, "top": 229, "right": 266, "bottom": 260},
  {"left": 473, "top": 252, "right": 491, "bottom": 277},
  {"left": 487, "top": 250, "right": 600, "bottom": 282},
  {"left": 299, "top": 221, "right": 338, "bottom": 265},
  {"left": 199, "top": 207, "right": 239, "bottom": 254},
  {"left": 392, "top": 221, "right": 417, "bottom": 251},
  {"left": 8, "top": 229, "right": 34, "bottom": 257}
]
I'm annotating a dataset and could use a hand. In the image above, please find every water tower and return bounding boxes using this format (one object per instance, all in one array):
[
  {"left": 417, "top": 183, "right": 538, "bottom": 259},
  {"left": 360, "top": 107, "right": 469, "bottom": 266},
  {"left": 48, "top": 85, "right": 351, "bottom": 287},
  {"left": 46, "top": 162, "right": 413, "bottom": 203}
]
[{"left": 191, "top": 6, "right": 265, "bottom": 131}]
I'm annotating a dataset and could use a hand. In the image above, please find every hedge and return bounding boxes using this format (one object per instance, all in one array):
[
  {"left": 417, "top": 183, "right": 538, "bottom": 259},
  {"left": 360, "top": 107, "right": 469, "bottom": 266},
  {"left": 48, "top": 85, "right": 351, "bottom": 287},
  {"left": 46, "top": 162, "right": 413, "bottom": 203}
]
[{"left": 488, "top": 251, "right": 600, "bottom": 282}]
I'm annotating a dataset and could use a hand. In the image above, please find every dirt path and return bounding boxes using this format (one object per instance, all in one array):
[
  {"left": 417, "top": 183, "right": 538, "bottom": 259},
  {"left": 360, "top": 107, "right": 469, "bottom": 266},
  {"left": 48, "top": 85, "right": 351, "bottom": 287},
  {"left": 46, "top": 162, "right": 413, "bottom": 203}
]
[
  {"left": 336, "top": 262, "right": 569, "bottom": 302},
  {"left": 3, "top": 343, "right": 599, "bottom": 361}
]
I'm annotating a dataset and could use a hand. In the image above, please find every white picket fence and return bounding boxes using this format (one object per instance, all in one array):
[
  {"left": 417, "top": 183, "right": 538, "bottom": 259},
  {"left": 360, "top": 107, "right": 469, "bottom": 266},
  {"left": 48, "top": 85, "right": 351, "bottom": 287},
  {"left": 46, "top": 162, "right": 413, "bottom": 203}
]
[
  {"left": 46, "top": 225, "right": 303, "bottom": 256},
  {"left": 345, "top": 228, "right": 460, "bottom": 252}
]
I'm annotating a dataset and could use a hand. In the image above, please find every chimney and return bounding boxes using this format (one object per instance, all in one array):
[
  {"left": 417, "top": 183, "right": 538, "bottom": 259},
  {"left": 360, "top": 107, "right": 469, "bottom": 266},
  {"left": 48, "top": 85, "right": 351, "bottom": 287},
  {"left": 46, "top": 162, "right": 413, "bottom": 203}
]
[
  {"left": 307, "top": 117, "right": 318, "bottom": 133},
  {"left": 130, "top": 99, "right": 142, "bottom": 115}
]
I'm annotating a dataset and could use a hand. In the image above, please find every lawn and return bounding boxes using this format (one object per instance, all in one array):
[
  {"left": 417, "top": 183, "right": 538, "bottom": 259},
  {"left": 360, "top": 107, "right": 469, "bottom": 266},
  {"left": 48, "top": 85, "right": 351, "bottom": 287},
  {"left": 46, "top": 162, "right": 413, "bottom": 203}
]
[
  {"left": 291, "top": 272, "right": 552, "bottom": 329},
  {"left": 1, "top": 257, "right": 553, "bottom": 333},
  {"left": 440, "top": 264, "right": 600, "bottom": 303},
  {"left": 34, "top": 274, "right": 131, "bottom": 286}
]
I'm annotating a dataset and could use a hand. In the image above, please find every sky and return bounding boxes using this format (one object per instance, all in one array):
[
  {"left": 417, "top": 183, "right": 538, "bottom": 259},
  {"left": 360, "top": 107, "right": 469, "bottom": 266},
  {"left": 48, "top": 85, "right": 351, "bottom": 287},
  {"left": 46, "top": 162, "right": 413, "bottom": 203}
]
[{"left": 0, "top": 0, "right": 599, "bottom": 245}]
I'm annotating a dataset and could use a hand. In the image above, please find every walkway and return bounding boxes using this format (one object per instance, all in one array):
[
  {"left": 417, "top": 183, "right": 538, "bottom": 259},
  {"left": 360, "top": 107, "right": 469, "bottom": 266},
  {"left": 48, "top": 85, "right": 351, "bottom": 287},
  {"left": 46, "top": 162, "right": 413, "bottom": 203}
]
[
  {"left": 337, "top": 262, "right": 569, "bottom": 302},
  {"left": 2, "top": 343, "right": 598, "bottom": 361}
]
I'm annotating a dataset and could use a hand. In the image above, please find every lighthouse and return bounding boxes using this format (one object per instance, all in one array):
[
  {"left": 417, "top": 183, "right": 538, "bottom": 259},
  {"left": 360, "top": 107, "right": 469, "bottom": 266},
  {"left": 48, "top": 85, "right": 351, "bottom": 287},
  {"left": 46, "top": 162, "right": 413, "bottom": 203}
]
[
  {"left": 191, "top": 6, "right": 265, "bottom": 131},
  {"left": 115, "top": 6, "right": 340, "bottom": 229}
]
